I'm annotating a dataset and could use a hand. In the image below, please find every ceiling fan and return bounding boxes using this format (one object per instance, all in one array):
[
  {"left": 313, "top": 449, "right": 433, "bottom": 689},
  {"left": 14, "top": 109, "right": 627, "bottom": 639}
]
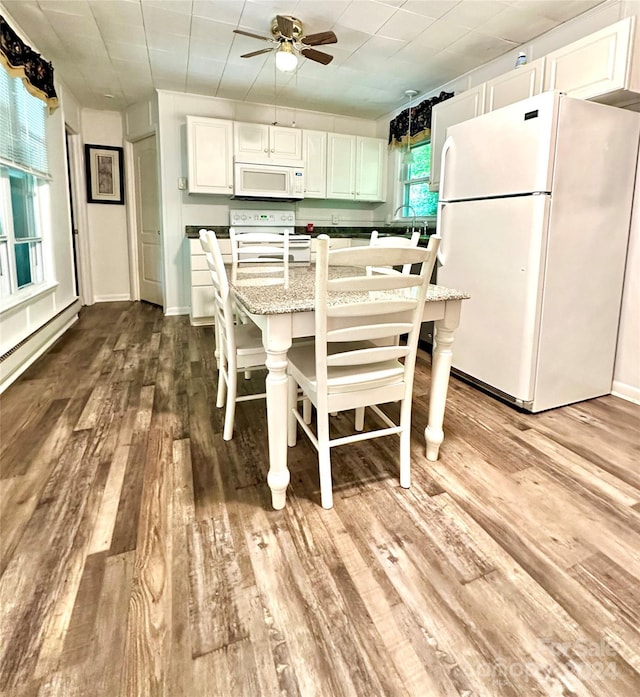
[{"left": 233, "top": 15, "right": 338, "bottom": 72}]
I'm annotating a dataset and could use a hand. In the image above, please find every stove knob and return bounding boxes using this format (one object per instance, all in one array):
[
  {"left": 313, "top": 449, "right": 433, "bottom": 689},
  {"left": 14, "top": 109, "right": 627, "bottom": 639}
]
[{"left": 241, "top": 215, "right": 247, "bottom": 221}]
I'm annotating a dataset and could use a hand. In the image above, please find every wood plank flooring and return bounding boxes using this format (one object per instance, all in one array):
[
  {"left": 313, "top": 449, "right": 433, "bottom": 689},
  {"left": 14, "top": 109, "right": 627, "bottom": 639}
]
[{"left": 1, "top": 300, "right": 639, "bottom": 696}]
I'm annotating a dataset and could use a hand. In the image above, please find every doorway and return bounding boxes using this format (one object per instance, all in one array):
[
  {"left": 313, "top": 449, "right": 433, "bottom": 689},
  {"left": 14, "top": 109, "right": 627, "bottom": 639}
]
[{"left": 132, "top": 135, "right": 162, "bottom": 306}]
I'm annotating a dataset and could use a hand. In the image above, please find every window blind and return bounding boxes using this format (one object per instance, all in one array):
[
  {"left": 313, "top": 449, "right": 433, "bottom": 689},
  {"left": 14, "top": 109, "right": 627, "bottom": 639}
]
[{"left": 0, "top": 67, "right": 49, "bottom": 176}]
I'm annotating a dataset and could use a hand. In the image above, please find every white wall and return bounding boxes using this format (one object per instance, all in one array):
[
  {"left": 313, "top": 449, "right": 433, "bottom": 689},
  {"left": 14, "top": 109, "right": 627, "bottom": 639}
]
[
  {"left": 81, "top": 109, "right": 131, "bottom": 302},
  {"left": 0, "top": 4, "right": 80, "bottom": 392},
  {"left": 156, "top": 90, "right": 385, "bottom": 316}
]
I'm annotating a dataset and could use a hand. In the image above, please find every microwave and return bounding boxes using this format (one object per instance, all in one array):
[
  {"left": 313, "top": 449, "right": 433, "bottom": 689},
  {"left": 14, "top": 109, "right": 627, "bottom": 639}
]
[{"left": 233, "top": 160, "right": 305, "bottom": 200}]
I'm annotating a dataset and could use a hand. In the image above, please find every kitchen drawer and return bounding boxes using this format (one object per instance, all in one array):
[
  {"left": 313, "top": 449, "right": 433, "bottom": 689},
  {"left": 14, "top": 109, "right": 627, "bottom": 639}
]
[
  {"left": 192, "top": 269, "right": 214, "bottom": 286},
  {"left": 191, "top": 254, "right": 210, "bottom": 271},
  {"left": 191, "top": 286, "right": 215, "bottom": 325}
]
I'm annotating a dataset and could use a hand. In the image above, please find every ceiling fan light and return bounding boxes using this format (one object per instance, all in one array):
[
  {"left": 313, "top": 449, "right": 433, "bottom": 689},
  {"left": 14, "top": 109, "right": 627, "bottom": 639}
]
[{"left": 275, "top": 43, "right": 298, "bottom": 72}]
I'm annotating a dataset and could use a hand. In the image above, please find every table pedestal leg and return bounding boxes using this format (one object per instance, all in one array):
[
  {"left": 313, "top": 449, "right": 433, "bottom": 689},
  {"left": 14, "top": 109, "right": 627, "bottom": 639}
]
[
  {"left": 263, "top": 317, "right": 292, "bottom": 510},
  {"left": 425, "top": 302, "right": 461, "bottom": 461}
]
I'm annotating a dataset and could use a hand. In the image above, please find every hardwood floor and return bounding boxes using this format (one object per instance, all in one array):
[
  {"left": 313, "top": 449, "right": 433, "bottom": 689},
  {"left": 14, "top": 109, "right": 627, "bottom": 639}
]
[{"left": 1, "top": 301, "right": 639, "bottom": 696}]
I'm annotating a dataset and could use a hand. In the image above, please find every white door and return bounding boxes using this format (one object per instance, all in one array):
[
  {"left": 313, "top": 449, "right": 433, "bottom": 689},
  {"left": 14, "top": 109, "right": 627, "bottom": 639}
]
[
  {"left": 133, "top": 135, "right": 162, "bottom": 306},
  {"left": 436, "top": 194, "right": 551, "bottom": 401},
  {"left": 441, "top": 91, "right": 560, "bottom": 201}
]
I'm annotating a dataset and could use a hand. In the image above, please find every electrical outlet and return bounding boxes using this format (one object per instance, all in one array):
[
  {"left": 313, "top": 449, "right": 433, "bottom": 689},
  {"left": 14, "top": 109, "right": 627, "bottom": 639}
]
[
  {"left": 178, "top": 177, "right": 187, "bottom": 190},
  {"left": 331, "top": 213, "right": 339, "bottom": 224}
]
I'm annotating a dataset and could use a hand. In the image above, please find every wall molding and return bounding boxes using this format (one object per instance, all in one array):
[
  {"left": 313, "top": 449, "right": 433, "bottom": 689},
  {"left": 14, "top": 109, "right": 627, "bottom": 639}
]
[{"left": 612, "top": 380, "right": 640, "bottom": 405}]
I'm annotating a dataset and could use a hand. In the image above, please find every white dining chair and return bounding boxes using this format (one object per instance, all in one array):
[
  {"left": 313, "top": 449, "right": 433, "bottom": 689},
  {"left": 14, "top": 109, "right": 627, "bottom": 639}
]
[
  {"left": 369, "top": 228, "right": 421, "bottom": 275},
  {"left": 286, "top": 234, "right": 440, "bottom": 509},
  {"left": 230, "top": 227, "right": 291, "bottom": 278},
  {"left": 199, "top": 229, "right": 268, "bottom": 441}
]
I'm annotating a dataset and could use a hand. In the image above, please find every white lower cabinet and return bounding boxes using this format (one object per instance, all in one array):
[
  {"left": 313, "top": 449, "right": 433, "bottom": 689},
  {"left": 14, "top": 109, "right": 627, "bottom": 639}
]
[
  {"left": 544, "top": 16, "right": 638, "bottom": 107},
  {"left": 310, "top": 236, "right": 351, "bottom": 262},
  {"left": 189, "top": 237, "right": 232, "bottom": 325}
]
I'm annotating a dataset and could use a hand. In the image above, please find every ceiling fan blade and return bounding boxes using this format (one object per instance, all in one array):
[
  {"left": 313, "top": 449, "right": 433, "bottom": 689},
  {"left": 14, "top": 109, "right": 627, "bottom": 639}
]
[
  {"left": 276, "top": 14, "right": 294, "bottom": 38},
  {"left": 241, "top": 48, "right": 275, "bottom": 58},
  {"left": 300, "top": 48, "right": 334, "bottom": 65},
  {"left": 302, "top": 31, "right": 337, "bottom": 47},
  {"left": 233, "top": 29, "right": 272, "bottom": 41}
]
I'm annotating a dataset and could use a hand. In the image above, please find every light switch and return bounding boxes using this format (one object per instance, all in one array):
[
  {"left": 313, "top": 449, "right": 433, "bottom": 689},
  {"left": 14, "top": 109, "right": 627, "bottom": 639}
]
[{"left": 178, "top": 177, "right": 187, "bottom": 190}]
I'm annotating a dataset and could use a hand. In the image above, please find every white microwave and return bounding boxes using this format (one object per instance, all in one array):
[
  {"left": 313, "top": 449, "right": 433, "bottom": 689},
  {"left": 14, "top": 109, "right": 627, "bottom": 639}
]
[{"left": 233, "top": 160, "right": 305, "bottom": 200}]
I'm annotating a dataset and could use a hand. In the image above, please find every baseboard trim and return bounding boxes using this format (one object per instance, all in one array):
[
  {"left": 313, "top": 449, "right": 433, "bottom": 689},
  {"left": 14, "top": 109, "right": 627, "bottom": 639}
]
[
  {"left": 612, "top": 380, "right": 640, "bottom": 405},
  {"left": 0, "top": 299, "right": 81, "bottom": 394},
  {"left": 93, "top": 293, "right": 132, "bottom": 302},
  {"left": 165, "top": 306, "right": 189, "bottom": 317}
]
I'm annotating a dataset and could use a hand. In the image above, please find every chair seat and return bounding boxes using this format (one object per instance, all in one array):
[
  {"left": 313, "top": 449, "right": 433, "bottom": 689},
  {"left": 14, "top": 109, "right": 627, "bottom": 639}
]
[{"left": 234, "top": 322, "right": 265, "bottom": 353}]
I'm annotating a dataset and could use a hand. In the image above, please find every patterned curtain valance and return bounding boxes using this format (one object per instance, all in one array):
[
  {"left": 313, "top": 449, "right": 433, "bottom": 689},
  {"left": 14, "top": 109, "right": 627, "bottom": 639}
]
[
  {"left": 388, "top": 90, "right": 454, "bottom": 149},
  {"left": 0, "top": 15, "right": 59, "bottom": 113}
]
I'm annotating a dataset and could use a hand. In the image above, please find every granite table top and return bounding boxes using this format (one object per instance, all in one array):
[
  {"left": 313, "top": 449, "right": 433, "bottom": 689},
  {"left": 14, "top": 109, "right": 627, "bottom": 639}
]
[{"left": 228, "top": 264, "right": 469, "bottom": 316}]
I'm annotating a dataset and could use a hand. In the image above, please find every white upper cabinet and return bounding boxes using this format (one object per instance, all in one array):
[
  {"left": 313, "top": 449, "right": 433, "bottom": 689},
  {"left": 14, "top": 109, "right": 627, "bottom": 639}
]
[
  {"left": 356, "top": 137, "right": 386, "bottom": 201},
  {"left": 544, "top": 17, "right": 639, "bottom": 107},
  {"left": 186, "top": 116, "right": 234, "bottom": 195},
  {"left": 326, "top": 133, "right": 356, "bottom": 199},
  {"left": 234, "top": 122, "right": 302, "bottom": 162},
  {"left": 430, "top": 84, "right": 485, "bottom": 192},
  {"left": 302, "top": 130, "right": 327, "bottom": 198},
  {"left": 485, "top": 57, "right": 545, "bottom": 112},
  {"left": 326, "top": 134, "right": 386, "bottom": 201}
]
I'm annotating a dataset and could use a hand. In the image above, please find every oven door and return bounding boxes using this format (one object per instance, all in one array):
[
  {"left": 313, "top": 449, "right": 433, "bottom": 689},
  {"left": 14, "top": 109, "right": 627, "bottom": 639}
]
[{"left": 233, "top": 162, "right": 304, "bottom": 200}]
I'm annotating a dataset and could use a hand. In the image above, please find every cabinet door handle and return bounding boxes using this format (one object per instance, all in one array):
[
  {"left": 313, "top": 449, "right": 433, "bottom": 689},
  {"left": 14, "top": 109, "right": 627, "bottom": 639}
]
[
  {"left": 264, "top": 148, "right": 268, "bottom": 153},
  {"left": 270, "top": 148, "right": 275, "bottom": 153}
]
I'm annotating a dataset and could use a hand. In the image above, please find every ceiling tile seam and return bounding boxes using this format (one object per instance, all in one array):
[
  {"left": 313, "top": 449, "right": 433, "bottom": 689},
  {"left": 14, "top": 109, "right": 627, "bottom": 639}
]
[
  {"left": 184, "top": 0, "right": 194, "bottom": 95},
  {"left": 217, "top": 0, "right": 252, "bottom": 101},
  {"left": 87, "top": 0, "right": 125, "bottom": 104}
]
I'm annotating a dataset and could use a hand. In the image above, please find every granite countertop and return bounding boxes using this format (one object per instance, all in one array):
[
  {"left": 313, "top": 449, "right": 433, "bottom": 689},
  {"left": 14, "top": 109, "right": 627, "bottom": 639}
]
[
  {"left": 186, "top": 225, "right": 431, "bottom": 243},
  {"left": 229, "top": 264, "right": 469, "bottom": 316}
]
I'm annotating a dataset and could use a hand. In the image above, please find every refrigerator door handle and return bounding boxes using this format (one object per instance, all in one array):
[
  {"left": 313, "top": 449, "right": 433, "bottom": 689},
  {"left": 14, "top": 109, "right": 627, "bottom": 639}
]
[
  {"left": 439, "top": 136, "right": 453, "bottom": 202},
  {"left": 436, "top": 202, "right": 447, "bottom": 267}
]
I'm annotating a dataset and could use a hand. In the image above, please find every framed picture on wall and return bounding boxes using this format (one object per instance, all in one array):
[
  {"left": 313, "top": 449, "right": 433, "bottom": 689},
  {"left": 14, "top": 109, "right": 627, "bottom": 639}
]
[{"left": 85, "top": 144, "right": 125, "bottom": 204}]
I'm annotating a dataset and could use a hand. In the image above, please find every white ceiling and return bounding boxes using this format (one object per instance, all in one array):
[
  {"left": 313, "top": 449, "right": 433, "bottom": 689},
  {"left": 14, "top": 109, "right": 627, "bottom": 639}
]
[{"left": 2, "top": 0, "right": 605, "bottom": 119}]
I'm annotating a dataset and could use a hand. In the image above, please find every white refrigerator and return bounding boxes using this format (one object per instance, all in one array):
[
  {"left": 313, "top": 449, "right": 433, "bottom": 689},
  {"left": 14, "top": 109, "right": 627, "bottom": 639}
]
[{"left": 436, "top": 90, "right": 640, "bottom": 412}]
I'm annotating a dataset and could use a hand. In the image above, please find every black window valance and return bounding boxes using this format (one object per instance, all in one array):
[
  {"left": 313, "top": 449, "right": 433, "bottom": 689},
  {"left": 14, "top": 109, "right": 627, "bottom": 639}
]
[
  {"left": 388, "top": 91, "right": 454, "bottom": 149},
  {"left": 0, "top": 14, "right": 59, "bottom": 113}
]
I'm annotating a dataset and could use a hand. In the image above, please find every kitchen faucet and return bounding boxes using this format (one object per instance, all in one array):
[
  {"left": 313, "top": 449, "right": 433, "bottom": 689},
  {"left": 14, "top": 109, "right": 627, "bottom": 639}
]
[{"left": 393, "top": 204, "right": 417, "bottom": 234}]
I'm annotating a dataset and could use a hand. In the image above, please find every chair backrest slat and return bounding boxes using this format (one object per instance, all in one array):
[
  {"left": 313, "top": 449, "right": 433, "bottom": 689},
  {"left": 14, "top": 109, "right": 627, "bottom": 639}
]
[
  {"left": 369, "top": 229, "right": 422, "bottom": 275},
  {"left": 328, "top": 274, "right": 421, "bottom": 292},
  {"left": 327, "top": 322, "right": 414, "bottom": 342},
  {"left": 328, "top": 299, "right": 418, "bottom": 317},
  {"left": 327, "top": 345, "right": 410, "bottom": 367}
]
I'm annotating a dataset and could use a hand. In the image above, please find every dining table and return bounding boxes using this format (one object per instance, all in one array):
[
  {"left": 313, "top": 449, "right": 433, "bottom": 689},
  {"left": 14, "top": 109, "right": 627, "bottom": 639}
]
[{"left": 228, "top": 263, "right": 470, "bottom": 510}]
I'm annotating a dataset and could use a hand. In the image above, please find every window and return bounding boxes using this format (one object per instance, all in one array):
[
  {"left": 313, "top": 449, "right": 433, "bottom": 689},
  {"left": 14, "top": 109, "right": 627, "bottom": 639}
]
[
  {"left": 0, "top": 66, "right": 49, "bottom": 301},
  {"left": 400, "top": 141, "right": 439, "bottom": 218}
]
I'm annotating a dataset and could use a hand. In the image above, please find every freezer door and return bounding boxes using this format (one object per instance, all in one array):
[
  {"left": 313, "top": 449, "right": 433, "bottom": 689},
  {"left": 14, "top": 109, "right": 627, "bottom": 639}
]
[
  {"left": 440, "top": 91, "right": 560, "bottom": 202},
  {"left": 436, "top": 194, "right": 551, "bottom": 402}
]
